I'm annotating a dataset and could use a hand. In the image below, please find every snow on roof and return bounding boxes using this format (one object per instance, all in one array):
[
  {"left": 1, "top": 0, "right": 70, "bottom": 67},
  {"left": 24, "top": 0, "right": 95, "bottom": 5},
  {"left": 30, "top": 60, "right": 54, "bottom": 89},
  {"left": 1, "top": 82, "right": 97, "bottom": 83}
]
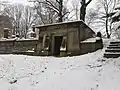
[
  {"left": 35, "top": 20, "right": 95, "bottom": 34},
  {"left": 81, "top": 37, "right": 100, "bottom": 43},
  {"left": 35, "top": 20, "right": 84, "bottom": 28}
]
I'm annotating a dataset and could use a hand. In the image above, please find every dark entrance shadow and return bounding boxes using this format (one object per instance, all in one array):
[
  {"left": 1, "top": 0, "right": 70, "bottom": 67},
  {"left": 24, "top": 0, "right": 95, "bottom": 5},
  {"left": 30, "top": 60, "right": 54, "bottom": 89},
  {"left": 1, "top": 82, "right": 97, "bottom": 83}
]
[{"left": 54, "top": 36, "right": 63, "bottom": 56}]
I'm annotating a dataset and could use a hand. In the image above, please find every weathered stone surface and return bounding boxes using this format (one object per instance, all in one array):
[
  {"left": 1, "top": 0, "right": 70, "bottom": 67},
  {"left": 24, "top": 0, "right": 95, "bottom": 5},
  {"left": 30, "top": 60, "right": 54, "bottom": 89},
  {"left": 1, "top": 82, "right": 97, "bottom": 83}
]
[
  {"left": 0, "top": 40, "right": 38, "bottom": 55},
  {"left": 35, "top": 21, "right": 102, "bottom": 56}
]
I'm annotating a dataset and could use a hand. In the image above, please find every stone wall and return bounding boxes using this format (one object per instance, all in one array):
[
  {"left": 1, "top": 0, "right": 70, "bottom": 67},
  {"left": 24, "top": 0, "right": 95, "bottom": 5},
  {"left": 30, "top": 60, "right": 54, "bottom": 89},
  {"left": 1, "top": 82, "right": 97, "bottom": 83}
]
[
  {"left": 0, "top": 40, "right": 38, "bottom": 55},
  {"left": 80, "top": 39, "right": 103, "bottom": 55},
  {"left": 79, "top": 23, "right": 95, "bottom": 41},
  {"left": 0, "top": 38, "right": 103, "bottom": 56}
]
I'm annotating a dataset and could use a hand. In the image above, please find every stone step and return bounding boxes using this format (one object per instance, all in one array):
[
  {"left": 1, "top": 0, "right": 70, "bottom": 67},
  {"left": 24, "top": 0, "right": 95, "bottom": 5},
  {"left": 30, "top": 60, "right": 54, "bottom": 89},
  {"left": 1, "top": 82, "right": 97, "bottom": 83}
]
[
  {"left": 110, "top": 41, "right": 120, "bottom": 44},
  {"left": 105, "top": 49, "right": 120, "bottom": 52},
  {"left": 109, "top": 44, "right": 119, "bottom": 46},
  {"left": 104, "top": 53, "right": 120, "bottom": 58},
  {"left": 107, "top": 46, "right": 120, "bottom": 49}
]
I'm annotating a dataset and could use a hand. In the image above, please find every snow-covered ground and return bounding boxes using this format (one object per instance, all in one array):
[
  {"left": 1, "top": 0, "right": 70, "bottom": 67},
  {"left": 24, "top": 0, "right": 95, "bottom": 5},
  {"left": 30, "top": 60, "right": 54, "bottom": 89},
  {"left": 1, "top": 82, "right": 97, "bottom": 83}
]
[{"left": 0, "top": 39, "right": 120, "bottom": 90}]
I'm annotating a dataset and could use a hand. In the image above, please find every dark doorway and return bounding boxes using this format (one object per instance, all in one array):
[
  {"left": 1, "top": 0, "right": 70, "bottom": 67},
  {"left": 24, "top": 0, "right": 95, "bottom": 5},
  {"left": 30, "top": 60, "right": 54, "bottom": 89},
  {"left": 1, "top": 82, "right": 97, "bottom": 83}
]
[{"left": 54, "top": 36, "right": 63, "bottom": 56}]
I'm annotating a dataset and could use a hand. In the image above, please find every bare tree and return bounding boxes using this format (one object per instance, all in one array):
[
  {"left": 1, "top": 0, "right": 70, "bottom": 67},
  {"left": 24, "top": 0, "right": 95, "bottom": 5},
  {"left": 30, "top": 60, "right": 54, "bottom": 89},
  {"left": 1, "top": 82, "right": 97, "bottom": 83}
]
[
  {"left": 3, "top": 4, "right": 24, "bottom": 36},
  {"left": 3, "top": 3, "right": 38, "bottom": 38},
  {"left": 34, "top": 1, "right": 57, "bottom": 24},
  {"left": 0, "top": 1, "right": 11, "bottom": 15},
  {"left": 86, "top": 8, "right": 100, "bottom": 26},
  {"left": 22, "top": 6, "right": 38, "bottom": 38},
  {"left": 98, "top": 0, "right": 117, "bottom": 38},
  {"left": 29, "top": 0, "right": 69, "bottom": 23},
  {"left": 80, "top": 0, "right": 92, "bottom": 21}
]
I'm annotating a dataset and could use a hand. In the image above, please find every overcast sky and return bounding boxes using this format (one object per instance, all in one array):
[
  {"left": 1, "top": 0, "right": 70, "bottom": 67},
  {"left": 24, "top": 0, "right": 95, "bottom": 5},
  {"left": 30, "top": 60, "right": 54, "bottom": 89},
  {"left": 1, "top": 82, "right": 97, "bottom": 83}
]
[
  {"left": 12, "top": 0, "right": 28, "bottom": 4},
  {"left": 6, "top": 0, "right": 28, "bottom": 4},
  {"left": 1, "top": 0, "right": 96, "bottom": 8},
  {"left": 1, "top": 0, "right": 32, "bottom": 5}
]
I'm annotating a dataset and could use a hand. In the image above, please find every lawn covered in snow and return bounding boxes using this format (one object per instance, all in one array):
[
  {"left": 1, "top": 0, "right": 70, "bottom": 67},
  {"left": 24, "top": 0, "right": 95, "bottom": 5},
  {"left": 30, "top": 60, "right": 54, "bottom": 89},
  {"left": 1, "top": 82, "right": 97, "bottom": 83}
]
[{"left": 0, "top": 39, "right": 120, "bottom": 90}]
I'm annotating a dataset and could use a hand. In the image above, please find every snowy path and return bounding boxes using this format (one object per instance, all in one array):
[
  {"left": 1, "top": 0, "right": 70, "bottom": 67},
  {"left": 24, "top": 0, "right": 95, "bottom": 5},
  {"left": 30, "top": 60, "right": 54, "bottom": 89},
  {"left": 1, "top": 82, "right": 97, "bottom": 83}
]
[{"left": 0, "top": 48, "right": 120, "bottom": 90}]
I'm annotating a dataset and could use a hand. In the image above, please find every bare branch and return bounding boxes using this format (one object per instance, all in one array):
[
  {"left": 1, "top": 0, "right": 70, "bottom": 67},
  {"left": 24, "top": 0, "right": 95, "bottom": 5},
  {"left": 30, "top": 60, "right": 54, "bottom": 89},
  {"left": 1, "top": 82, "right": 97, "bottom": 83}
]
[
  {"left": 62, "top": 11, "right": 70, "bottom": 18},
  {"left": 85, "top": 0, "right": 92, "bottom": 6},
  {"left": 45, "top": 0, "right": 59, "bottom": 12}
]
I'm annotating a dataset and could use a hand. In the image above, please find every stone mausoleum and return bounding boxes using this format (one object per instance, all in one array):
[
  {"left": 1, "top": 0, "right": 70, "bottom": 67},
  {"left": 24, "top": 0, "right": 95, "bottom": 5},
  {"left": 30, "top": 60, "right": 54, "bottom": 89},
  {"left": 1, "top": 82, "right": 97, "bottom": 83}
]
[{"left": 35, "top": 21, "right": 103, "bottom": 56}]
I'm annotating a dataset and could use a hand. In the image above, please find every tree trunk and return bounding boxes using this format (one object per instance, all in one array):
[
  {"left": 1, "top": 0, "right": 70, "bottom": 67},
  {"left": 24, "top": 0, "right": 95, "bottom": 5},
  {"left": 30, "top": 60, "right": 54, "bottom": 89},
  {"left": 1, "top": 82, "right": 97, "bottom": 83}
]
[
  {"left": 58, "top": 0, "right": 63, "bottom": 22},
  {"left": 106, "top": 18, "right": 110, "bottom": 38},
  {"left": 80, "top": 0, "right": 92, "bottom": 21},
  {"left": 109, "top": 22, "right": 112, "bottom": 37},
  {"left": 80, "top": 0, "right": 86, "bottom": 21}
]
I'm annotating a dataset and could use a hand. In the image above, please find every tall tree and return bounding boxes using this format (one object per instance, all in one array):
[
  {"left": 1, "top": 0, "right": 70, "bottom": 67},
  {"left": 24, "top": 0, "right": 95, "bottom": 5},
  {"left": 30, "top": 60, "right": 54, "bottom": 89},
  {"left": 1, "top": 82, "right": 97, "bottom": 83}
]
[
  {"left": 22, "top": 6, "right": 38, "bottom": 38},
  {"left": 3, "top": 3, "right": 38, "bottom": 38},
  {"left": 80, "top": 0, "right": 92, "bottom": 21},
  {"left": 3, "top": 4, "right": 23, "bottom": 36},
  {"left": 58, "top": 0, "right": 63, "bottom": 22}
]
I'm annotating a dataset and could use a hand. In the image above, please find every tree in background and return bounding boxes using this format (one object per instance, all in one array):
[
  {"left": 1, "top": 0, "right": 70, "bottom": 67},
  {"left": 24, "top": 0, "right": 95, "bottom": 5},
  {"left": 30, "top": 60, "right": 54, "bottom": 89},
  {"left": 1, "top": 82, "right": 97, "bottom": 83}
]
[
  {"left": 2, "top": 3, "right": 38, "bottom": 38},
  {"left": 86, "top": 8, "right": 100, "bottom": 26},
  {"left": 2, "top": 4, "right": 23, "bottom": 36},
  {"left": 1, "top": 0, "right": 119, "bottom": 39},
  {"left": 71, "top": 0, "right": 80, "bottom": 20},
  {"left": 21, "top": 6, "right": 37, "bottom": 38},
  {"left": 29, "top": 0, "right": 69, "bottom": 23},
  {"left": 97, "top": 0, "right": 117, "bottom": 38},
  {"left": 33, "top": 0, "right": 57, "bottom": 24},
  {"left": 110, "top": 1, "right": 120, "bottom": 38}
]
